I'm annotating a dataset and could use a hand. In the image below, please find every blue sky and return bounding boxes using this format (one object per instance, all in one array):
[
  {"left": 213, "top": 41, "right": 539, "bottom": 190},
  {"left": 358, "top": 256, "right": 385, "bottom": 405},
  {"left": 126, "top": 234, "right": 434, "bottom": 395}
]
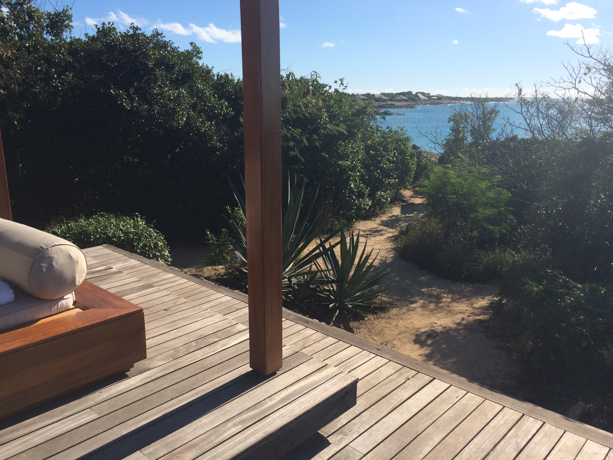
[{"left": 68, "top": 0, "right": 613, "bottom": 97}]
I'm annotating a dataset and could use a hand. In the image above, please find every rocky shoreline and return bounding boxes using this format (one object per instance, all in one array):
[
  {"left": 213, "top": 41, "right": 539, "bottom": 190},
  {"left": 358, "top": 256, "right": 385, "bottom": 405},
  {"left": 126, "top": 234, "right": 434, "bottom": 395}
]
[{"left": 376, "top": 98, "right": 513, "bottom": 110}]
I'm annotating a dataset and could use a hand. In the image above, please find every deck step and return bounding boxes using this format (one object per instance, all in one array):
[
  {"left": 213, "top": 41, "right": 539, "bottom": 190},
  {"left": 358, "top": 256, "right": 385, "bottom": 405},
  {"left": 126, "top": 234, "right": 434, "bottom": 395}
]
[{"left": 86, "top": 351, "right": 357, "bottom": 460}]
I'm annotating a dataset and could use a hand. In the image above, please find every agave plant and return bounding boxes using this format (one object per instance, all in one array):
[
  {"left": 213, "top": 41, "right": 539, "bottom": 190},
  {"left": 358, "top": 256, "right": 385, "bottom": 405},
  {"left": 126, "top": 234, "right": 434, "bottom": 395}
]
[
  {"left": 316, "top": 231, "right": 390, "bottom": 323},
  {"left": 228, "top": 175, "right": 339, "bottom": 299}
]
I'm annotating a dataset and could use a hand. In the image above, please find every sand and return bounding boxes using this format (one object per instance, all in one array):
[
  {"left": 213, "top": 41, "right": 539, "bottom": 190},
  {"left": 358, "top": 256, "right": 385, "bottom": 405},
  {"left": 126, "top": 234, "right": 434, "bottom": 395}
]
[{"left": 347, "top": 190, "right": 518, "bottom": 394}]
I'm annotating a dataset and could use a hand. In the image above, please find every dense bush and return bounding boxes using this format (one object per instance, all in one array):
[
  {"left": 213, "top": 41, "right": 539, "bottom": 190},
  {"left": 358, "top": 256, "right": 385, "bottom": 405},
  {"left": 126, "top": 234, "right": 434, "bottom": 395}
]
[
  {"left": 46, "top": 213, "right": 171, "bottom": 264},
  {"left": 496, "top": 262, "right": 613, "bottom": 393},
  {"left": 397, "top": 216, "right": 511, "bottom": 283},
  {"left": 281, "top": 73, "right": 418, "bottom": 222}
]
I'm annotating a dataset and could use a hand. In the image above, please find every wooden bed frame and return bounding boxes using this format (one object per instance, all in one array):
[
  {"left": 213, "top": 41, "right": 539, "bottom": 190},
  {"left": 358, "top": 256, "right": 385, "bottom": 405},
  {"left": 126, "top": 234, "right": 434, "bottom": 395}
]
[{"left": 0, "top": 280, "right": 146, "bottom": 420}]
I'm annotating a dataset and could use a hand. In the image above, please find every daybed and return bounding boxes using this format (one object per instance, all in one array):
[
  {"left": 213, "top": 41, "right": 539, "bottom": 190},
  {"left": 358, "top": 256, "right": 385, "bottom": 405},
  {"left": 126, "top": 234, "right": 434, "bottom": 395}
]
[{"left": 0, "top": 219, "right": 146, "bottom": 420}]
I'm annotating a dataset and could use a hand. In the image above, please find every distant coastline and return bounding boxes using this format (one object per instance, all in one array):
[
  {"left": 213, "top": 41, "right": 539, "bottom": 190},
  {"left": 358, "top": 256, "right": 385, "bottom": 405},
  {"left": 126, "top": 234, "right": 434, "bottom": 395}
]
[
  {"left": 354, "top": 91, "right": 513, "bottom": 111},
  {"left": 375, "top": 98, "right": 513, "bottom": 110}
]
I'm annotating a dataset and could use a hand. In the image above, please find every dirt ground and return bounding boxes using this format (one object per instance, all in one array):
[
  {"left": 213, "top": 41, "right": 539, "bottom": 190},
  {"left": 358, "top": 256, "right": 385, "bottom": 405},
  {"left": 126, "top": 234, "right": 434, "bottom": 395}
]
[{"left": 171, "top": 190, "right": 520, "bottom": 396}]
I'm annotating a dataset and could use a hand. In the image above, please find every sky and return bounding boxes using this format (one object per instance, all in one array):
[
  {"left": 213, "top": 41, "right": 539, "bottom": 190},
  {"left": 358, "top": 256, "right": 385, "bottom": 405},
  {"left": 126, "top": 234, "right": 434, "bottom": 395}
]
[{"left": 67, "top": 0, "right": 613, "bottom": 97}]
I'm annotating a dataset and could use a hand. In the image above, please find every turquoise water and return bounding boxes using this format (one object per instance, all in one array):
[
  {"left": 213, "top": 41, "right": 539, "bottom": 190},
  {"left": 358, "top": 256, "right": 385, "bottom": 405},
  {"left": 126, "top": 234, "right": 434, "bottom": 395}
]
[{"left": 377, "top": 102, "right": 527, "bottom": 151}]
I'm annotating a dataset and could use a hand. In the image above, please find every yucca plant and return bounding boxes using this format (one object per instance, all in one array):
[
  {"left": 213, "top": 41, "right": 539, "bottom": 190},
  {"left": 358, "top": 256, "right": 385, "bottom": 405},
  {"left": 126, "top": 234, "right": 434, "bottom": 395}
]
[
  {"left": 316, "top": 231, "right": 390, "bottom": 323},
  {"left": 228, "top": 175, "right": 339, "bottom": 299}
]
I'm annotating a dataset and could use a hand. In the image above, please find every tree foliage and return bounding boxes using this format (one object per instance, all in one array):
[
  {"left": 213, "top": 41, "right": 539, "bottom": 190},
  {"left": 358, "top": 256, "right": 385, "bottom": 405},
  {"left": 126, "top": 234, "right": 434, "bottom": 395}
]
[{"left": 2, "top": 0, "right": 244, "bottom": 241}]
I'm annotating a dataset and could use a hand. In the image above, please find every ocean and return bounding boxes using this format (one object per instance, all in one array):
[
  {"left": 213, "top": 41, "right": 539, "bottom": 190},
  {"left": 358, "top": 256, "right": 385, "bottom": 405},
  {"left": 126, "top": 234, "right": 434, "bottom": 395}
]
[{"left": 376, "top": 102, "right": 527, "bottom": 152}]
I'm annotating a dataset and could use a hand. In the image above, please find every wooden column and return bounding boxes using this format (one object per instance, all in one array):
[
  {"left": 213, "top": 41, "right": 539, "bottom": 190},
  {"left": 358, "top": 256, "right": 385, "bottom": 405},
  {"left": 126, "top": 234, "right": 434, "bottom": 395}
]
[
  {"left": 240, "top": 0, "right": 283, "bottom": 375},
  {"left": 0, "top": 129, "right": 12, "bottom": 221}
]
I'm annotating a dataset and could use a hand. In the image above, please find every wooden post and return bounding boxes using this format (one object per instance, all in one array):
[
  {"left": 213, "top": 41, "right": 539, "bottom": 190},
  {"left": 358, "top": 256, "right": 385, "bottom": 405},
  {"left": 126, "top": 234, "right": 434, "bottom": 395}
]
[
  {"left": 0, "top": 129, "right": 12, "bottom": 221},
  {"left": 240, "top": 0, "right": 283, "bottom": 375}
]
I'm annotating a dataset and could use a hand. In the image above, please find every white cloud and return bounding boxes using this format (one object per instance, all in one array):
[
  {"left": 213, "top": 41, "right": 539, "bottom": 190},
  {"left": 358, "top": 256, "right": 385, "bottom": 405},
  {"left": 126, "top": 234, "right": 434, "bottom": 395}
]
[
  {"left": 280, "top": 16, "right": 287, "bottom": 29},
  {"left": 321, "top": 42, "right": 335, "bottom": 48},
  {"left": 190, "top": 23, "right": 241, "bottom": 43},
  {"left": 153, "top": 22, "right": 241, "bottom": 43},
  {"left": 455, "top": 7, "right": 468, "bottom": 13},
  {"left": 521, "top": 0, "right": 558, "bottom": 4},
  {"left": 1, "top": 6, "right": 8, "bottom": 16},
  {"left": 547, "top": 23, "right": 600, "bottom": 43},
  {"left": 85, "top": 10, "right": 149, "bottom": 28},
  {"left": 534, "top": 2, "right": 596, "bottom": 21},
  {"left": 452, "top": 39, "right": 459, "bottom": 44},
  {"left": 154, "top": 22, "right": 191, "bottom": 35}
]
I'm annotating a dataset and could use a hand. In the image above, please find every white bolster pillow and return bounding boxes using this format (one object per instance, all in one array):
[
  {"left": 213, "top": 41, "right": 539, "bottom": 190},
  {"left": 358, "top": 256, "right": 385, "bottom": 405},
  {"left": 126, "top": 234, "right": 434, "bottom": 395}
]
[{"left": 0, "top": 218, "right": 87, "bottom": 299}]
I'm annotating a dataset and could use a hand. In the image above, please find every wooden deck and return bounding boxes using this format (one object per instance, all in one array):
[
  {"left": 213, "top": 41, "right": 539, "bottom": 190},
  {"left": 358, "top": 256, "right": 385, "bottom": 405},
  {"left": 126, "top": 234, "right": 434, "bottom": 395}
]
[{"left": 1, "top": 245, "right": 612, "bottom": 459}]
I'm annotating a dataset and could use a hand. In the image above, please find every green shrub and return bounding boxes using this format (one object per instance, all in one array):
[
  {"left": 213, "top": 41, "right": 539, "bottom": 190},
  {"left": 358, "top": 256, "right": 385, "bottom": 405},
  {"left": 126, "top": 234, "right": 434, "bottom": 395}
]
[
  {"left": 496, "top": 264, "right": 613, "bottom": 392},
  {"left": 419, "top": 158, "right": 515, "bottom": 241},
  {"left": 397, "top": 216, "right": 511, "bottom": 283},
  {"left": 46, "top": 213, "right": 171, "bottom": 264}
]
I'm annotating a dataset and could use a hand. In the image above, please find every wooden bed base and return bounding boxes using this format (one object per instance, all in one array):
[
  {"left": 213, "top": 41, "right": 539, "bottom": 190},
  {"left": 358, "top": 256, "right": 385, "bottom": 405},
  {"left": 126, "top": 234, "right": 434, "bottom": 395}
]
[{"left": 0, "top": 281, "right": 146, "bottom": 420}]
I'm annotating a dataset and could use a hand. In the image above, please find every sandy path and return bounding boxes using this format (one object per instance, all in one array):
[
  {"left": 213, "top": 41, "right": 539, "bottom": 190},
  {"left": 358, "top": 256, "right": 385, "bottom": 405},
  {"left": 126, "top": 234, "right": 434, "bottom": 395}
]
[{"left": 349, "top": 190, "right": 518, "bottom": 394}]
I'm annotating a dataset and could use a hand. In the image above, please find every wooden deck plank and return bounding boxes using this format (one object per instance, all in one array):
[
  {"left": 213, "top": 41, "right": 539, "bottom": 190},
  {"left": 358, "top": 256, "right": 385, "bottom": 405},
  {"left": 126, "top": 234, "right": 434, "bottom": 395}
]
[
  {"left": 312, "top": 341, "right": 352, "bottom": 362},
  {"left": 330, "top": 445, "right": 364, "bottom": 460},
  {"left": 144, "top": 295, "right": 232, "bottom": 322},
  {"left": 393, "top": 392, "right": 484, "bottom": 459},
  {"left": 337, "top": 351, "right": 376, "bottom": 374},
  {"left": 142, "top": 358, "right": 337, "bottom": 459},
  {"left": 422, "top": 399, "right": 503, "bottom": 460},
  {"left": 323, "top": 346, "right": 363, "bottom": 368},
  {"left": 454, "top": 407, "right": 523, "bottom": 460},
  {"left": 485, "top": 415, "right": 544, "bottom": 459},
  {"left": 308, "top": 373, "right": 433, "bottom": 460},
  {"left": 130, "top": 328, "right": 250, "bottom": 376},
  {"left": 289, "top": 331, "right": 329, "bottom": 352},
  {"left": 16, "top": 351, "right": 255, "bottom": 459},
  {"left": 146, "top": 314, "right": 230, "bottom": 348},
  {"left": 0, "top": 410, "right": 98, "bottom": 458},
  {"left": 21, "top": 348, "right": 308, "bottom": 459},
  {"left": 225, "top": 306, "right": 249, "bottom": 320},
  {"left": 145, "top": 309, "right": 219, "bottom": 339},
  {"left": 321, "top": 367, "right": 416, "bottom": 437},
  {"left": 575, "top": 440, "right": 611, "bottom": 460},
  {"left": 284, "top": 327, "right": 318, "bottom": 347},
  {"left": 350, "top": 379, "right": 450, "bottom": 455},
  {"left": 0, "top": 333, "right": 251, "bottom": 450},
  {"left": 147, "top": 323, "right": 245, "bottom": 358},
  {"left": 545, "top": 432, "right": 587, "bottom": 459},
  {"left": 346, "top": 356, "right": 389, "bottom": 382},
  {"left": 362, "top": 385, "right": 466, "bottom": 459},
  {"left": 515, "top": 423, "right": 565, "bottom": 460},
  {"left": 139, "top": 294, "right": 185, "bottom": 311},
  {"left": 216, "top": 301, "right": 249, "bottom": 316},
  {"left": 301, "top": 336, "right": 340, "bottom": 356},
  {"left": 94, "top": 341, "right": 269, "bottom": 415},
  {"left": 198, "top": 372, "right": 356, "bottom": 460}
]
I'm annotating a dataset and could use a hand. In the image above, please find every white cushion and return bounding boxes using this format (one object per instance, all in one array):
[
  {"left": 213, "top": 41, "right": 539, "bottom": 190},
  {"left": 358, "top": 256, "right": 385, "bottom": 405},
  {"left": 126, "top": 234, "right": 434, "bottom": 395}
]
[
  {"left": 0, "top": 287, "right": 75, "bottom": 332},
  {"left": 0, "top": 218, "right": 87, "bottom": 299}
]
